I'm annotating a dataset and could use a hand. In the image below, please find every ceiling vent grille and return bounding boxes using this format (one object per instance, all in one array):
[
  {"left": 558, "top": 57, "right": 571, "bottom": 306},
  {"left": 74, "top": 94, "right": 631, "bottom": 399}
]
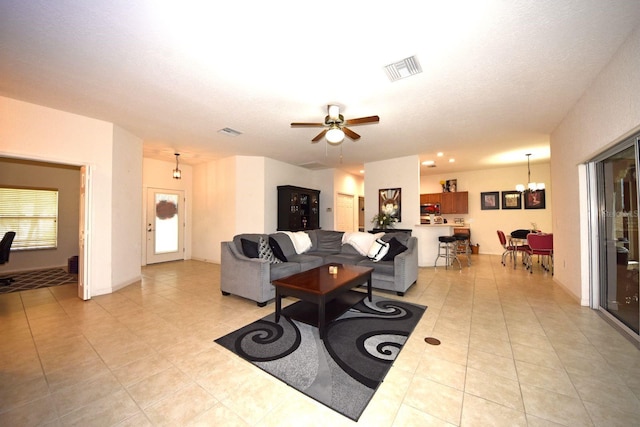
[
  {"left": 218, "top": 127, "right": 242, "bottom": 137},
  {"left": 299, "top": 161, "right": 329, "bottom": 170},
  {"left": 384, "top": 56, "right": 422, "bottom": 82}
]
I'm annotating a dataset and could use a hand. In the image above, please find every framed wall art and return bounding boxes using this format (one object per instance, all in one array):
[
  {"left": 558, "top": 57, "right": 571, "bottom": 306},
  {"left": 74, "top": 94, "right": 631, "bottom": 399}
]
[
  {"left": 379, "top": 188, "right": 401, "bottom": 221},
  {"left": 524, "top": 189, "right": 546, "bottom": 209},
  {"left": 501, "top": 191, "right": 522, "bottom": 209},
  {"left": 481, "top": 191, "right": 500, "bottom": 210}
]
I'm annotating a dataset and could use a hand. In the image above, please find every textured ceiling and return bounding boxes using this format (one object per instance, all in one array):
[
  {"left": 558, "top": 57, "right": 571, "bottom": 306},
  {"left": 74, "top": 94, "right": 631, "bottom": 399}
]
[{"left": 1, "top": 0, "right": 640, "bottom": 176}]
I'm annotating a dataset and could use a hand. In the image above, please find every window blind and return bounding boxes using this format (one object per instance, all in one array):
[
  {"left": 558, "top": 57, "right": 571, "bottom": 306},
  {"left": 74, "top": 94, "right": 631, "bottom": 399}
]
[{"left": 0, "top": 187, "right": 59, "bottom": 250}]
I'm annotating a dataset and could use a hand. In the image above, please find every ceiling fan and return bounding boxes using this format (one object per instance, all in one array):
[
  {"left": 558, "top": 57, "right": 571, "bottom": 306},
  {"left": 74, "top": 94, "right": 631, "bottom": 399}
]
[{"left": 290, "top": 105, "right": 380, "bottom": 145}]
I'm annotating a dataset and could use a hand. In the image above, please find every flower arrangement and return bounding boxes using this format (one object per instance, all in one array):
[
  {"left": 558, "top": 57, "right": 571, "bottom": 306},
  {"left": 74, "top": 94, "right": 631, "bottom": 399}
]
[{"left": 371, "top": 213, "right": 398, "bottom": 229}]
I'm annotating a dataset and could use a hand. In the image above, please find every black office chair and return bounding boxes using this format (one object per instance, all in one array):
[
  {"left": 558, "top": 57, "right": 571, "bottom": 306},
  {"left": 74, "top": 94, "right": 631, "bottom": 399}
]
[{"left": 0, "top": 231, "right": 16, "bottom": 285}]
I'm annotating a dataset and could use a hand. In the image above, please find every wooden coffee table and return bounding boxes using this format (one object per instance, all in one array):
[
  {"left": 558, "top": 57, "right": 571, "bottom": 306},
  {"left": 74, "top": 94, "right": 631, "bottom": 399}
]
[{"left": 273, "top": 263, "right": 373, "bottom": 339}]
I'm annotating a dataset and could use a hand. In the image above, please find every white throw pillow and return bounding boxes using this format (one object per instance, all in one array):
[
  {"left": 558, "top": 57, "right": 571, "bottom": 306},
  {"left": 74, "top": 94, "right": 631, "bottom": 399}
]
[
  {"left": 342, "top": 231, "right": 384, "bottom": 256},
  {"left": 367, "top": 238, "right": 390, "bottom": 262}
]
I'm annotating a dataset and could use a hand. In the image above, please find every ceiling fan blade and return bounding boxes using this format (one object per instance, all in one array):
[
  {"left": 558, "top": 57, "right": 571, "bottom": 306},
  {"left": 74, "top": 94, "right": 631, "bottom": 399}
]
[
  {"left": 343, "top": 127, "right": 361, "bottom": 140},
  {"left": 345, "top": 115, "right": 380, "bottom": 126},
  {"left": 291, "top": 122, "right": 325, "bottom": 127},
  {"left": 312, "top": 129, "right": 328, "bottom": 142}
]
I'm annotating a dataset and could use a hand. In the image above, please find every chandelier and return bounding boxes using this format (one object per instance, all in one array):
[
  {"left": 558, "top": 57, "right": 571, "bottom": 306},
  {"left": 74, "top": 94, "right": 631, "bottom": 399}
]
[
  {"left": 172, "top": 153, "right": 181, "bottom": 179},
  {"left": 516, "top": 153, "right": 544, "bottom": 192}
]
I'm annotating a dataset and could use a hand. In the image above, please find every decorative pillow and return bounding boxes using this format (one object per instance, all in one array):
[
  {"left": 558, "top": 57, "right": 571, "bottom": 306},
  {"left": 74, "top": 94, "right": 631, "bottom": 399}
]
[
  {"left": 241, "top": 238, "right": 259, "bottom": 258},
  {"left": 342, "top": 231, "right": 384, "bottom": 256},
  {"left": 258, "top": 237, "right": 282, "bottom": 264},
  {"left": 367, "top": 238, "right": 390, "bottom": 262},
  {"left": 269, "top": 236, "right": 288, "bottom": 262},
  {"left": 382, "top": 237, "right": 408, "bottom": 261}
]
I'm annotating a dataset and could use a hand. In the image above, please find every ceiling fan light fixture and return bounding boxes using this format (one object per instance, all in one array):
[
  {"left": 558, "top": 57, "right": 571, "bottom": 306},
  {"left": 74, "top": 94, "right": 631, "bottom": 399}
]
[
  {"left": 326, "top": 125, "right": 345, "bottom": 145},
  {"left": 328, "top": 105, "right": 340, "bottom": 120}
]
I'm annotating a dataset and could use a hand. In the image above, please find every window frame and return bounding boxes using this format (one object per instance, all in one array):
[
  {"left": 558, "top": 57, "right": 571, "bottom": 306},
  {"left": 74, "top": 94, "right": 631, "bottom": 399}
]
[{"left": 0, "top": 185, "right": 59, "bottom": 251}]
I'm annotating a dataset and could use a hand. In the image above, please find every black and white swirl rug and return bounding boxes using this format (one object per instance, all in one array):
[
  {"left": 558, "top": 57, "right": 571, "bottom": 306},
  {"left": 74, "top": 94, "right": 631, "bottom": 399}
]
[{"left": 215, "top": 294, "right": 426, "bottom": 421}]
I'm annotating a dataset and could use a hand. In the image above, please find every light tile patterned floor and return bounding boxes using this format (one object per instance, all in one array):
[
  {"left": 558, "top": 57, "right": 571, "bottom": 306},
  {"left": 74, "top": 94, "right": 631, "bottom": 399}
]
[{"left": 0, "top": 256, "right": 638, "bottom": 426}]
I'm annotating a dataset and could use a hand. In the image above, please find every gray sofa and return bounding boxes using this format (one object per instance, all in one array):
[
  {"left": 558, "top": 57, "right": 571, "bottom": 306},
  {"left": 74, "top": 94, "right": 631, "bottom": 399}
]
[{"left": 220, "top": 229, "right": 418, "bottom": 306}]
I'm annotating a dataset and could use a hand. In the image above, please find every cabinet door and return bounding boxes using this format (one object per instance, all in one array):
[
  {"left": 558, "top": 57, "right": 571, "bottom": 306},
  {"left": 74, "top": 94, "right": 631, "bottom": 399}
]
[
  {"left": 420, "top": 194, "right": 428, "bottom": 204},
  {"left": 440, "top": 192, "right": 454, "bottom": 213},
  {"left": 455, "top": 192, "right": 468, "bottom": 214},
  {"left": 426, "top": 193, "right": 442, "bottom": 204}
]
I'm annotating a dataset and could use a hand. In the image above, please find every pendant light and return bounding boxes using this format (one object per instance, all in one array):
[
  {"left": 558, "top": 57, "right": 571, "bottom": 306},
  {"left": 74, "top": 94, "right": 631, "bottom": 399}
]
[
  {"left": 516, "top": 153, "right": 544, "bottom": 192},
  {"left": 173, "top": 153, "right": 182, "bottom": 179}
]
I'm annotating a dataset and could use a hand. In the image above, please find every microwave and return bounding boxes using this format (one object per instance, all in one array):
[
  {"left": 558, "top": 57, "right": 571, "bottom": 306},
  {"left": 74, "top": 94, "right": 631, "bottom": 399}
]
[{"left": 420, "top": 203, "right": 440, "bottom": 216}]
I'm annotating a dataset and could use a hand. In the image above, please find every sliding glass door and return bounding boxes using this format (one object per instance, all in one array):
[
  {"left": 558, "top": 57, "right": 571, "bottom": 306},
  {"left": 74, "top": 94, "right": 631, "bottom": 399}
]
[{"left": 594, "top": 138, "right": 639, "bottom": 336}]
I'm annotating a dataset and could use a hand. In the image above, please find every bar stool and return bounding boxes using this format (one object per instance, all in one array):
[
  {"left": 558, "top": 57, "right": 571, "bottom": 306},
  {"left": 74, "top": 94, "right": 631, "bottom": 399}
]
[
  {"left": 454, "top": 233, "right": 471, "bottom": 266},
  {"left": 434, "top": 235, "right": 461, "bottom": 270}
]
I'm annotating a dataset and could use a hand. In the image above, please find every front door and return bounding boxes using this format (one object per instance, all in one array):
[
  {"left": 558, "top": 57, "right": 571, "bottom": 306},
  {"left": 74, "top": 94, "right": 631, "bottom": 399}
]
[{"left": 146, "top": 188, "right": 185, "bottom": 264}]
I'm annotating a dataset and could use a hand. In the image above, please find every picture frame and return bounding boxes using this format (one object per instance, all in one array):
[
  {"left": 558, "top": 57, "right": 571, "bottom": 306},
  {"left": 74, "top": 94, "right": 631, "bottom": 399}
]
[
  {"left": 480, "top": 191, "right": 500, "bottom": 210},
  {"left": 379, "top": 188, "right": 401, "bottom": 221},
  {"left": 524, "top": 189, "right": 546, "bottom": 209},
  {"left": 501, "top": 191, "right": 522, "bottom": 210}
]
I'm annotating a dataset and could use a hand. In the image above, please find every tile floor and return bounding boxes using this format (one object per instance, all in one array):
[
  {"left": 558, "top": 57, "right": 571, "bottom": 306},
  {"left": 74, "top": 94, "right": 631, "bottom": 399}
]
[{"left": 0, "top": 255, "right": 639, "bottom": 426}]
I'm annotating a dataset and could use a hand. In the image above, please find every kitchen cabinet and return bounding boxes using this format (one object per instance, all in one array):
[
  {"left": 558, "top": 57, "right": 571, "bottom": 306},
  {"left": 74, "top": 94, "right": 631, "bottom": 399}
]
[
  {"left": 441, "top": 191, "right": 468, "bottom": 214},
  {"left": 420, "top": 193, "right": 442, "bottom": 205}
]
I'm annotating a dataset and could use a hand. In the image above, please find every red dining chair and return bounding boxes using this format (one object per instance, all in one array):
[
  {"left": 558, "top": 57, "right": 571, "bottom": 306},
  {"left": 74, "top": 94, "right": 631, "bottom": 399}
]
[
  {"left": 497, "top": 230, "right": 529, "bottom": 269},
  {"left": 525, "top": 233, "right": 553, "bottom": 274}
]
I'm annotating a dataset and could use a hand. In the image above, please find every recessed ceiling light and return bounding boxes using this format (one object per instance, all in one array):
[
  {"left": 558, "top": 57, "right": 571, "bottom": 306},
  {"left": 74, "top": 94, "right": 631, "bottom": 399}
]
[
  {"left": 359, "top": 170, "right": 365, "bottom": 174},
  {"left": 422, "top": 160, "right": 435, "bottom": 166},
  {"left": 449, "top": 158, "right": 455, "bottom": 163},
  {"left": 437, "top": 152, "right": 444, "bottom": 157}
]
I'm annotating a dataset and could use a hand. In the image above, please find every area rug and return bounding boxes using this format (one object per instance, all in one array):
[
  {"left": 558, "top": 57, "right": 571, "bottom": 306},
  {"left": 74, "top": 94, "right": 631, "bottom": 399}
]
[
  {"left": 0, "top": 268, "right": 77, "bottom": 294},
  {"left": 215, "top": 293, "right": 426, "bottom": 421}
]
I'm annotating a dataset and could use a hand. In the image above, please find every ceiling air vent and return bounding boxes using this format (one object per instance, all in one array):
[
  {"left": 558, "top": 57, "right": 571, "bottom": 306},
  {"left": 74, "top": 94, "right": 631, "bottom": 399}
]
[
  {"left": 299, "top": 161, "right": 329, "bottom": 170},
  {"left": 218, "top": 127, "right": 242, "bottom": 137},
  {"left": 384, "top": 55, "right": 422, "bottom": 82}
]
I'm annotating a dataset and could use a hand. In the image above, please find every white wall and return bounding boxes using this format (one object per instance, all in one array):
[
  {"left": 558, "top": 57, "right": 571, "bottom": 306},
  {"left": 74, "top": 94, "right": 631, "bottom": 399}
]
[
  {"left": 421, "top": 163, "right": 552, "bottom": 254},
  {"left": 190, "top": 155, "right": 363, "bottom": 263},
  {"left": 552, "top": 25, "right": 640, "bottom": 303},
  {"left": 111, "top": 126, "right": 143, "bottom": 290},
  {"left": 365, "top": 155, "right": 420, "bottom": 230},
  {"left": 0, "top": 96, "right": 126, "bottom": 296},
  {"left": 0, "top": 158, "right": 80, "bottom": 272},
  {"left": 142, "top": 157, "right": 193, "bottom": 264}
]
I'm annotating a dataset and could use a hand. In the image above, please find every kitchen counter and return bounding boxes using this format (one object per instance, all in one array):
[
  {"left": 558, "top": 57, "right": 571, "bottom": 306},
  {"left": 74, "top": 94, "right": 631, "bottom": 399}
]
[{"left": 413, "top": 224, "right": 468, "bottom": 266}]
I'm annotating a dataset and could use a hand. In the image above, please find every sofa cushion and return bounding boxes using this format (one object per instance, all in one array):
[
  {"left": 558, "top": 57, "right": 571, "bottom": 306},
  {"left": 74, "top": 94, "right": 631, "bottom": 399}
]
[
  {"left": 382, "top": 237, "right": 408, "bottom": 261},
  {"left": 380, "top": 232, "right": 410, "bottom": 247},
  {"left": 258, "top": 237, "right": 282, "bottom": 264},
  {"left": 269, "top": 262, "right": 302, "bottom": 281},
  {"left": 314, "top": 230, "right": 344, "bottom": 252},
  {"left": 357, "top": 258, "right": 395, "bottom": 275},
  {"left": 241, "top": 238, "right": 259, "bottom": 258},
  {"left": 287, "top": 253, "right": 325, "bottom": 270},
  {"left": 269, "top": 236, "right": 288, "bottom": 262},
  {"left": 367, "top": 238, "right": 390, "bottom": 262},
  {"left": 325, "top": 253, "right": 367, "bottom": 265}
]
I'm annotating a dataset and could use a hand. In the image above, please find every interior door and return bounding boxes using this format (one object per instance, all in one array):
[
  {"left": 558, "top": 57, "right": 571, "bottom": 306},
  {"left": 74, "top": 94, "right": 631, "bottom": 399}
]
[
  {"left": 78, "top": 165, "right": 90, "bottom": 300},
  {"left": 336, "top": 193, "right": 355, "bottom": 232},
  {"left": 146, "top": 188, "right": 185, "bottom": 264}
]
